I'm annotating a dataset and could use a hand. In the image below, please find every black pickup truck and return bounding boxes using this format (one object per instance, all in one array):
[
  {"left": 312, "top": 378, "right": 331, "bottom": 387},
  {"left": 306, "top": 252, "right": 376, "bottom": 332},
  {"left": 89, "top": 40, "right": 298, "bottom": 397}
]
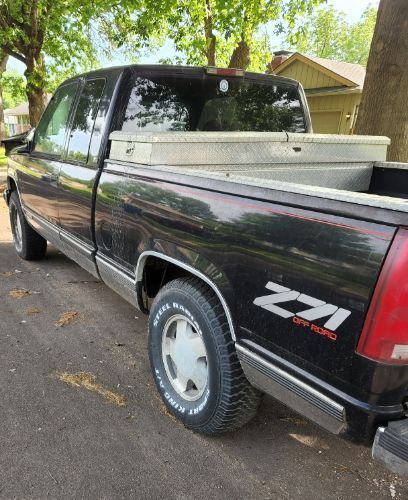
[{"left": 3, "top": 65, "right": 408, "bottom": 476}]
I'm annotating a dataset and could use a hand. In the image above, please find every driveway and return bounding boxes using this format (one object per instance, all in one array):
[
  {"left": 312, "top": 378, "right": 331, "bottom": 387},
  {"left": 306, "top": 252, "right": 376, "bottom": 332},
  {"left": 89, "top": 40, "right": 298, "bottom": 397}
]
[{"left": 0, "top": 192, "right": 406, "bottom": 499}]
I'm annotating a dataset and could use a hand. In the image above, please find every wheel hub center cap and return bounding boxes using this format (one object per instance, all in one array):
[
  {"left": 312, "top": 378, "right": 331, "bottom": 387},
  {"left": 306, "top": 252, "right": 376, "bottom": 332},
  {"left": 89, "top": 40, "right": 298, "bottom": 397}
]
[{"left": 162, "top": 314, "right": 208, "bottom": 402}]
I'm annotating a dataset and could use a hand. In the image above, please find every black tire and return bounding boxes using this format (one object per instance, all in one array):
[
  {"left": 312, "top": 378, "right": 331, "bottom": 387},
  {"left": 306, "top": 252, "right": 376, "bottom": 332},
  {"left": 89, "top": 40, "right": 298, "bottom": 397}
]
[
  {"left": 9, "top": 191, "right": 47, "bottom": 260},
  {"left": 148, "top": 277, "right": 261, "bottom": 434}
]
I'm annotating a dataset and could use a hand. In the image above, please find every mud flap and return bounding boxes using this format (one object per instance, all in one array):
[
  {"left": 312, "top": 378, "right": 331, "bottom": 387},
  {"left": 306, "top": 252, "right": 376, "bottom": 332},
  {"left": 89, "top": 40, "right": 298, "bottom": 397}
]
[{"left": 372, "top": 419, "right": 408, "bottom": 476}]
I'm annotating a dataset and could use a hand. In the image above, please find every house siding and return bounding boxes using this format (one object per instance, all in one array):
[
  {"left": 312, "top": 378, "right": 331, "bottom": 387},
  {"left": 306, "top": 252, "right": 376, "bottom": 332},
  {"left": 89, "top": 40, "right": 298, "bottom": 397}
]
[
  {"left": 278, "top": 60, "right": 340, "bottom": 89},
  {"left": 307, "top": 93, "right": 362, "bottom": 134},
  {"left": 275, "top": 59, "right": 363, "bottom": 135}
]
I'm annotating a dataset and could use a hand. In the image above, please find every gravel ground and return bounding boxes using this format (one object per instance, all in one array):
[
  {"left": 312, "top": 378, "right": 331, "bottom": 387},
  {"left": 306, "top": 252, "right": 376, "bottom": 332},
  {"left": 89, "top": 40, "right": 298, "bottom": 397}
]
[{"left": 0, "top": 193, "right": 407, "bottom": 499}]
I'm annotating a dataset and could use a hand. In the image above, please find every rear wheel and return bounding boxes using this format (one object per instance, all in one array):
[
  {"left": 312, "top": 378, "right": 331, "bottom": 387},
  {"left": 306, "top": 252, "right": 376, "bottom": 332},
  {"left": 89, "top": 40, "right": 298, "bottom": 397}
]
[
  {"left": 148, "top": 277, "right": 261, "bottom": 434},
  {"left": 9, "top": 191, "right": 47, "bottom": 260}
]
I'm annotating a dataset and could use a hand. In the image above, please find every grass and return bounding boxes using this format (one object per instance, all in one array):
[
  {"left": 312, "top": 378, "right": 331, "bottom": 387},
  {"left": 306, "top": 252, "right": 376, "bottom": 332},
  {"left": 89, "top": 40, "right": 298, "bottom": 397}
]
[{"left": 0, "top": 146, "right": 6, "bottom": 167}]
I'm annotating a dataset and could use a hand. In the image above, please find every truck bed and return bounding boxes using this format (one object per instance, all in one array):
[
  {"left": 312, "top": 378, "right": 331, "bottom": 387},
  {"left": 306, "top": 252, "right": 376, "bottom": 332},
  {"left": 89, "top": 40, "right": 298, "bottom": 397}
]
[{"left": 108, "top": 131, "right": 408, "bottom": 222}]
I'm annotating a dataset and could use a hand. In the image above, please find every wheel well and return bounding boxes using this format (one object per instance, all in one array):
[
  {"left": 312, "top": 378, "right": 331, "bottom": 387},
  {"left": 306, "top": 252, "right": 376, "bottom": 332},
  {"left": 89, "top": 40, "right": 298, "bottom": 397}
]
[
  {"left": 141, "top": 255, "right": 191, "bottom": 299},
  {"left": 8, "top": 177, "right": 17, "bottom": 191},
  {"left": 139, "top": 254, "right": 236, "bottom": 340},
  {"left": 7, "top": 177, "right": 17, "bottom": 198}
]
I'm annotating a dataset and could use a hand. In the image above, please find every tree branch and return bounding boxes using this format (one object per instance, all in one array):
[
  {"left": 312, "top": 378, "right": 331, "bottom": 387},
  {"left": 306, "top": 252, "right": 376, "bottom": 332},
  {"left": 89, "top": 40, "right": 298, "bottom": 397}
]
[{"left": 1, "top": 45, "right": 27, "bottom": 65}]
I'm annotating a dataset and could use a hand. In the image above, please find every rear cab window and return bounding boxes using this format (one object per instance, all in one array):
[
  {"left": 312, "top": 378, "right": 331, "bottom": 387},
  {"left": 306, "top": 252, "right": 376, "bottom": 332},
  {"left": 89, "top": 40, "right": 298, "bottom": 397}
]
[{"left": 119, "top": 70, "right": 306, "bottom": 134}]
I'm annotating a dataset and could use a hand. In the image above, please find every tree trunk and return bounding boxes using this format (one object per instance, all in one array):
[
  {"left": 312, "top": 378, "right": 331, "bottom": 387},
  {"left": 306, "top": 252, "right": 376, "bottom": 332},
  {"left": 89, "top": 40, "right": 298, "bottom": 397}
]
[
  {"left": 228, "top": 39, "right": 250, "bottom": 70},
  {"left": 0, "top": 53, "right": 8, "bottom": 140},
  {"left": 204, "top": 0, "right": 216, "bottom": 66},
  {"left": 24, "top": 51, "right": 46, "bottom": 126},
  {"left": 355, "top": 0, "right": 408, "bottom": 162}
]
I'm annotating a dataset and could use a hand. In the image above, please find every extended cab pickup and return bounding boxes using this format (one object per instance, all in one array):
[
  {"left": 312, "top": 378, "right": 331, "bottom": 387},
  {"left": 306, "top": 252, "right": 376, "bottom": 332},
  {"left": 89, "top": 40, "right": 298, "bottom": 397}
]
[{"left": 3, "top": 65, "right": 408, "bottom": 476}]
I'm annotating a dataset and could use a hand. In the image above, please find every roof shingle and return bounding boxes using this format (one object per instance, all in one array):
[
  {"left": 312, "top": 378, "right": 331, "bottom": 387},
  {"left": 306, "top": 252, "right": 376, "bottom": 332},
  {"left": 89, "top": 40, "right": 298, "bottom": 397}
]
[{"left": 307, "top": 55, "right": 366, "bottom": 88}]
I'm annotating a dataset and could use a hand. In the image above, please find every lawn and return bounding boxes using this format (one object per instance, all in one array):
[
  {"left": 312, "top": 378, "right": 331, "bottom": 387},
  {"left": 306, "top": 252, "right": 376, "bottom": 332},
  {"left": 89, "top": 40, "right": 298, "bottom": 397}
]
[{"left": 0, "top": 146, "right": 7, "bottom": 167}]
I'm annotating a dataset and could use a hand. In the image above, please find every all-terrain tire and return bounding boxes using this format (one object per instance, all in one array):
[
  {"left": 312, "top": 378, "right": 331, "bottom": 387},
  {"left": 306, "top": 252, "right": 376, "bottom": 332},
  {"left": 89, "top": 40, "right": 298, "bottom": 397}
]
[
  {"left": 148, "top": 276, "right": 261, "bottom": 434},
  {"left": 9, "top": 191, "right": 47, "bottom": 260}
]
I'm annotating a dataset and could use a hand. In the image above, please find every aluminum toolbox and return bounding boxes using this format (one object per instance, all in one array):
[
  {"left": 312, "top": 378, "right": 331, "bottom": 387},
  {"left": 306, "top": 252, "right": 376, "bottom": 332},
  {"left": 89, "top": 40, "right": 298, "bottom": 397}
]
[
  {"left": 109, "top": 131, "right": 390, "bottom": 166},
  {"left": 108, "top": 131, "right": 390, "bottom": 191}
]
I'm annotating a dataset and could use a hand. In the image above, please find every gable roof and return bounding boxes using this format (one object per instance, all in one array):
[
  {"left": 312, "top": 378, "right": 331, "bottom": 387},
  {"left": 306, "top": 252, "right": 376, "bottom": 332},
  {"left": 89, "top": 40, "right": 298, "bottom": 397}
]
[
  {"left": 307, "top": 55, "right": 366, "bottom": 88},
  {"left": 4, "top": 102, "right": 29, "bottom": 116},
  {"left": 4, "top": 94, "right": 52, "bottom": 117},
  {"left": 274, "top": 52, "right": 365, "bottom": 89}
]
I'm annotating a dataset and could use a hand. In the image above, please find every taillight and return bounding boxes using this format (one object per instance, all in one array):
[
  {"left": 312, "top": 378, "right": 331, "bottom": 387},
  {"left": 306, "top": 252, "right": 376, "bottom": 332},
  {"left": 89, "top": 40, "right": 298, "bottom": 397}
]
[
  {"left": 206, "top": 67, "right": 244, "bottom": 77},
  {"left": 357, "top": 228, "right": 408, "bottom": 364}
]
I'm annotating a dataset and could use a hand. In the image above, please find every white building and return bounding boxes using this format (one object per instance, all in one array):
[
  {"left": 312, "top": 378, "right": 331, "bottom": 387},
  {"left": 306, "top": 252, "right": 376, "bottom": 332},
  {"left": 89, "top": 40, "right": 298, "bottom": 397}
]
[
  {"left": 4, "top": 102, "right": 31, "bottom": 136},
  {"left": 4, "top": 94, "right": 51, "bottom": 136}
]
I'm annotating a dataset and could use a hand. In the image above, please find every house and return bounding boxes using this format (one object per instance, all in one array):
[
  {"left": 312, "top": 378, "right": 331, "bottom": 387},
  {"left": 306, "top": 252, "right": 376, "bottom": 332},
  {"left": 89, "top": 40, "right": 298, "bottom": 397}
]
[
  {"left": 4, "top": 102, "right": 31, "bottom": 136},
  {"left": 271, "top": 51, "right": 366, "bottom": 135},
  {"left": 4, "top": 94, "right": 51, "bottom": 136}
]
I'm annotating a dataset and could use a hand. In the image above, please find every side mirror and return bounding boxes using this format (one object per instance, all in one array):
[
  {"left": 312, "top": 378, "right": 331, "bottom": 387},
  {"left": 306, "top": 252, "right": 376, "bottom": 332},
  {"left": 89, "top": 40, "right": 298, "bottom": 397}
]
[
  {"left": 25, "top": 127, "right": 35, "bottom": 144},
  {"left": 2, "top": 128, "right": 35, "bottom": 155}
]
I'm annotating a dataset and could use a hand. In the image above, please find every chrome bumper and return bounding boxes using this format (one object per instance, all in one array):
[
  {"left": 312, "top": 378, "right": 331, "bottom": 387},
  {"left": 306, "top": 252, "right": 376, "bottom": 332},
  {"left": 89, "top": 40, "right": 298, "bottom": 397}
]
[{"left": 373, "top": 419, "right": 408, "bottom": 476}]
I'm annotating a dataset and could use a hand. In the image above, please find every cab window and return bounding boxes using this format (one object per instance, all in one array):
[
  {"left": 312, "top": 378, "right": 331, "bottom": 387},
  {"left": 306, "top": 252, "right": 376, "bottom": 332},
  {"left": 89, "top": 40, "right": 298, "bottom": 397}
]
[
  {"left": 67, "top": 78, "right": 106, "bottom": 164},
  {"left": 120, "top": 73, "right": 306, "bottom": 133},
  {"left": 34, "top": 83, "right": 78, "bottom": 156}
]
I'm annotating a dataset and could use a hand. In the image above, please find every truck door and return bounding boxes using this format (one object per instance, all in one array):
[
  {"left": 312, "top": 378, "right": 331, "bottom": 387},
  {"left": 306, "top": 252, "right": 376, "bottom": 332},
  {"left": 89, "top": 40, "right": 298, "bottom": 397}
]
[
  {"left": 19, "top": 82, "right": 79, "bottom": 226},
  {"left": 57, "top": 74, "right": 119, "bottom": 276}
]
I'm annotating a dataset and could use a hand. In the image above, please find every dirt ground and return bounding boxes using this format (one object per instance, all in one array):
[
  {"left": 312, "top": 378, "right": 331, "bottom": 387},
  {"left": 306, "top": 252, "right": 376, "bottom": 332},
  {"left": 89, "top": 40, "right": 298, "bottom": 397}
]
[{"left": 0, "top": 191, "right": 407, "bottom": 499}]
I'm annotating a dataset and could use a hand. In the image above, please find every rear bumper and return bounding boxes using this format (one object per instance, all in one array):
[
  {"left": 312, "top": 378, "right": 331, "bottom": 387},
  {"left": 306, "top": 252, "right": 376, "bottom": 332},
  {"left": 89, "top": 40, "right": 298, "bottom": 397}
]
[
  {"left": 236, "top": 343, "right": 404, "bottom": 439},
  {"left": 372, "top": 420, "right": 408, "bottom": 476}
]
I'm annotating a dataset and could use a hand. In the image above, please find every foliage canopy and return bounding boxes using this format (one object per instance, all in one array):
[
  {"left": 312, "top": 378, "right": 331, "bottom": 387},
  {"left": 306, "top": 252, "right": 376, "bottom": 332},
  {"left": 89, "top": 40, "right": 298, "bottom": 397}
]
[{"left": 293, "top": 5, "right": 377, "bottom": 65}]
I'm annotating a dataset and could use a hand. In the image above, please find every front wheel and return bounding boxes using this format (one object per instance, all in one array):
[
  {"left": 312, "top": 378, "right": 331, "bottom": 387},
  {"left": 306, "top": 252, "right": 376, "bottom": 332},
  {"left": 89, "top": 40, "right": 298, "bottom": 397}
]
[
  {"left": 148, "top": 277, "right": 261, "bottom": 434},
  {"left": 9, "top": 191, "right": 47, "bottom": 260}
]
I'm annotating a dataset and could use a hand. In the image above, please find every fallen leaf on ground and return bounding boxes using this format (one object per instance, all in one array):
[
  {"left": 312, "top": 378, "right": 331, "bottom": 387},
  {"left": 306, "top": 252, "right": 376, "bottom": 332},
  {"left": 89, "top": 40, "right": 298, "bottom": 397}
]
[
  {"left": 55, "top": 311, "right": 80, "bottom": 327},
  {"left": 0, "top": 271, "right": 14, "bottom": 277},
  {"left": 334, "top": 464, "right": 355, "bottom": 474},
  {"left": 288, "top": 433, "right": 330, "bottom": 450},
  {"left": 56, "top": 372, "right": 127, "bottom": 407},
  {"left": 280, "top": 417, "right": 308, "bottom": 426},
  {"left": 9, "top": 289, "right": 31, "bottom": 299},
  {"left": 155, "top": 395, "right": 179, "bottom": 423},
  {"left": 26, "top": 307, "right": 41, "bottom": 314}
]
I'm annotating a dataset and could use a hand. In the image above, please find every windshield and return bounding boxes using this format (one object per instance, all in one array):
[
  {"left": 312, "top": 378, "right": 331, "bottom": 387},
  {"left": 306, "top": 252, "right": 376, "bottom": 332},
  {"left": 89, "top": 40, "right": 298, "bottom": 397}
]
[{"left": 119, "top": 72, "right": 306, "bottom": 134}]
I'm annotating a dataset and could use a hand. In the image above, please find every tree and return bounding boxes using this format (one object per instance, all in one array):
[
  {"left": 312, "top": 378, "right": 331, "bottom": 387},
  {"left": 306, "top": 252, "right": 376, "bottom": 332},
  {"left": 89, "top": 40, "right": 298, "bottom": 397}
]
[
  {"left": 0, "top": 0, "right": 132, "bottom": 126},
  {"left": 293, "top": 4, "right": 377, "bottom": 65},
  {"left": 126, "top": 0, "right": 324, "bottom": 71},
  {"left": 0, "top": 51, "right": 8, "bottom": 140},
  {"left": 355, "top": 0, "right": 408, "bottom": 162},
  {"left": 1, "top": 1, "right": 50, "bottom": 125},
  {"left": 294, "top": 5, "right": 347, "bottom": 60},
  {"left": 340, "top": 7, "right": 377, "bottom": 65},
  {"left": 1, "top": 71, "right": 26, "bottom": 109}
]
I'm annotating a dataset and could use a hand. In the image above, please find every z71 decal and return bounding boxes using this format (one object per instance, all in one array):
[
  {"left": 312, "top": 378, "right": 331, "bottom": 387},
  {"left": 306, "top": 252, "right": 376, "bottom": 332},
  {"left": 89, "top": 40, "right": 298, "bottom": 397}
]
[{"left": 253, "top": 281, "right": 351, "bottom": 341}]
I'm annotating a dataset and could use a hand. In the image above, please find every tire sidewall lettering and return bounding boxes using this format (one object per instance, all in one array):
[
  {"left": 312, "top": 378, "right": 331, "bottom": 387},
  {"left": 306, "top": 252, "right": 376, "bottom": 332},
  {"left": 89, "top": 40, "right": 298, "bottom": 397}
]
[
  {"left": 150, "top": 297, "right": 217, "bottom": 421},
  {"left": 153, "top": 301, "right": 203, "bottom": 337}
]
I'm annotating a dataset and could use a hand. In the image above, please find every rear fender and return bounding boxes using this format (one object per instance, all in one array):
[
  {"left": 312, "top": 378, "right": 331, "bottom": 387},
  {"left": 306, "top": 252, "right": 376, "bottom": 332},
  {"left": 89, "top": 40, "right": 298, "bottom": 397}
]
[{"left": 136, "top": 246, "right": 236, "bottom": 340}]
